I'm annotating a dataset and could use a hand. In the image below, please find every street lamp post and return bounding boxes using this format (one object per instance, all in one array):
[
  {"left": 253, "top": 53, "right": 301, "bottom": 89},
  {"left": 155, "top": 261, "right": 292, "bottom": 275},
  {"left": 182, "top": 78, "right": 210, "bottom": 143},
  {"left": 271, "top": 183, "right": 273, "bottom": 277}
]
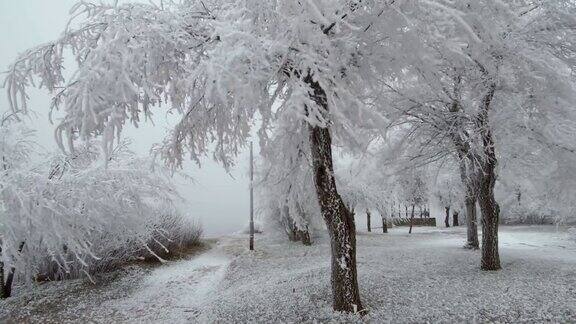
[{"left": 249, "top": 141, "right": 254, "bottom": 251}]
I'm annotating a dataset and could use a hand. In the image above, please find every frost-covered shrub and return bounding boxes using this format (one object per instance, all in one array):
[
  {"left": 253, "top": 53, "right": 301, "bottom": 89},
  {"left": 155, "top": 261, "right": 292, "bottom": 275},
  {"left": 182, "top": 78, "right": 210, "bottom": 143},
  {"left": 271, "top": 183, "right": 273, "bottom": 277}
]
[
  {"left": 1, "top": 131, "right": 201, "bottom": 285},
  {"left": 497, "top": 185, "right": 556, "bottom": 225},
  {"left": 500, "top": 206, "right": 554, "bottom": 225},
  {"left": 144, "top": 208, "right": 203, "bottom": 261},
  {"left": 34, "top": 207, "right": 202, "bottom": 281}
]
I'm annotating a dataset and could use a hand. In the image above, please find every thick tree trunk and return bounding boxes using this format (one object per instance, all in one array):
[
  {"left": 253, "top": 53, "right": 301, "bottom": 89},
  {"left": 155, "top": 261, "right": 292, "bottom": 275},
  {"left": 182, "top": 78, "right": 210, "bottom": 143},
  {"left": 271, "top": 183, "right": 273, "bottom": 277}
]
[
  {"left": 382, "top": 218, "right": 388, "bottom": 233},
  {"left": 476, "top": 82, "right": 501, "bottom": 271},
  {"left": 366, "top": 209, "right": 371, "bottom": 232},
  {"left": 408, "top": 205, "right": 415, "bottom": 234},
  {"left": 444, "top": 207, "right": 450, "bottom": 228},
  {"left": 478, "top": 169, "right": 501, "bottom": 270},
  {"left": 308, "top": 124, "right": 363, "bottom": 312},
  {"left": 453, "top": 211, "right": 459, "bottom": 226},
  {"left": 477, "top": 134, "right": 501, "bottom": 270},
  {"left": 306, "top": 75, "right": 363, "bottom": 313}
]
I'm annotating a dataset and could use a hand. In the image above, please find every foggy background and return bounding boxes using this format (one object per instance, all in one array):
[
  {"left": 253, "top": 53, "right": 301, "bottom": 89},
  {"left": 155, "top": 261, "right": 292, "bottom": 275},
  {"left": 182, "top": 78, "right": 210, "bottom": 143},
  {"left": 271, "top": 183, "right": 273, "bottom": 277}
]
[{"left": 0, "top": 0, "right": 251, "bottom": 236}]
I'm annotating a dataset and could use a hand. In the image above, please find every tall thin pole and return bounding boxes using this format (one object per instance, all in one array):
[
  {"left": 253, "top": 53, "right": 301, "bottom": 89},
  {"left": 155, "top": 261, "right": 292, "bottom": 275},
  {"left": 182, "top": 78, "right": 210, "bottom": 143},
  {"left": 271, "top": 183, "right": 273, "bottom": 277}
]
[{"left": 249, "top": 141, "right": 254, "bottom": 251}]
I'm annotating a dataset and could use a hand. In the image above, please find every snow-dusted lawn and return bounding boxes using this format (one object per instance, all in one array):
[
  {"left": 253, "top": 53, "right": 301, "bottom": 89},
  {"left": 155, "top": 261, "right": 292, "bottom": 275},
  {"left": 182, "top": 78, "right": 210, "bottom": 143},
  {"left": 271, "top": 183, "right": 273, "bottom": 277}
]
[
  {"left": 1, "top": 226, "right": 575, "bottom": 323},
  {"left": 203, "top": 226, "right": 576, "bottom": 323}
]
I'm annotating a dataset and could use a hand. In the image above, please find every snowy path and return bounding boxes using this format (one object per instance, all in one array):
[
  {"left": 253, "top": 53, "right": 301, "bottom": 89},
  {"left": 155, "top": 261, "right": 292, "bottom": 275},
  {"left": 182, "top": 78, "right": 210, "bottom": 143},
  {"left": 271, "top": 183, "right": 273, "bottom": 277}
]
[{"left": 107, "top": 243, "right": 231, "bottom": 323}]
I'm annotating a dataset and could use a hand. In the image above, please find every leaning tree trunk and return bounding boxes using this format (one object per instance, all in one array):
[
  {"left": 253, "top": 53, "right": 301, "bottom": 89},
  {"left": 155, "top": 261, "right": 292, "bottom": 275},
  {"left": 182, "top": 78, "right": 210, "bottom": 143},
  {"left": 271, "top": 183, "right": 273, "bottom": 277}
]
[
  {"left": 305, "top": 75, "right": 363, "bottom": 313},
  {"left": 366, "top": 209, "right": 371, "bottom": 232},
  {"left": 444, "top": 207, "right": 450, "bottom": 228},
  {"left": 308, "top": 123, "right": 363, "bottom": 312}
]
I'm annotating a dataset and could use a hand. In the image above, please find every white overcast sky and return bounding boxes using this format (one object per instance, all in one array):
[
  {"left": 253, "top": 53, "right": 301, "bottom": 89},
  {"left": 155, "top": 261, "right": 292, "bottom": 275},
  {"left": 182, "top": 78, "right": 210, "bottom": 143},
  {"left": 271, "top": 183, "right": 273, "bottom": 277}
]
[{"left": 0, "top": 0, "right": 251, "bottom": 236}]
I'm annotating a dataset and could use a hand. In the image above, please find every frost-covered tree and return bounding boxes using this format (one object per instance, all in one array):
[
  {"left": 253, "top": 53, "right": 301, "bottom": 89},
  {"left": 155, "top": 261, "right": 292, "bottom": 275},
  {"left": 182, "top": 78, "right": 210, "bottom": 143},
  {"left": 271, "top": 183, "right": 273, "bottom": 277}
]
[
  {"left": 4, "top": 0, "right": 394, "bottom": 312},
  {"left": 374, "top": 0, "right": 576, "bottom": 269},
  {"left": 396, "top": 169, "right": 428, "bottom": 233},
  {"left": 0, "top": 121, "right": 35, "bottom": 298},
  {"left": 434, "top": 173, "right": 462, "bottom": 229},
  {"left": 8, "top": 0, "right": 576, "bottom": 308},
  {"left": 337, "top": 163, "right": 374, "bottom": 232},
  {"left": 336, "top": 154, "right": 399, "bottom": 233}
]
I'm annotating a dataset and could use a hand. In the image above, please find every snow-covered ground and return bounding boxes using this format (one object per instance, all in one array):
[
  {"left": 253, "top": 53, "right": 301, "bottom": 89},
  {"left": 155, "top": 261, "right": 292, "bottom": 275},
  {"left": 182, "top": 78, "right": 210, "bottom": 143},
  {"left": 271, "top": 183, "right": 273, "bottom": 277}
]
[{"left": 1, "top": 226, "right": 575, "bottom": 323}]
